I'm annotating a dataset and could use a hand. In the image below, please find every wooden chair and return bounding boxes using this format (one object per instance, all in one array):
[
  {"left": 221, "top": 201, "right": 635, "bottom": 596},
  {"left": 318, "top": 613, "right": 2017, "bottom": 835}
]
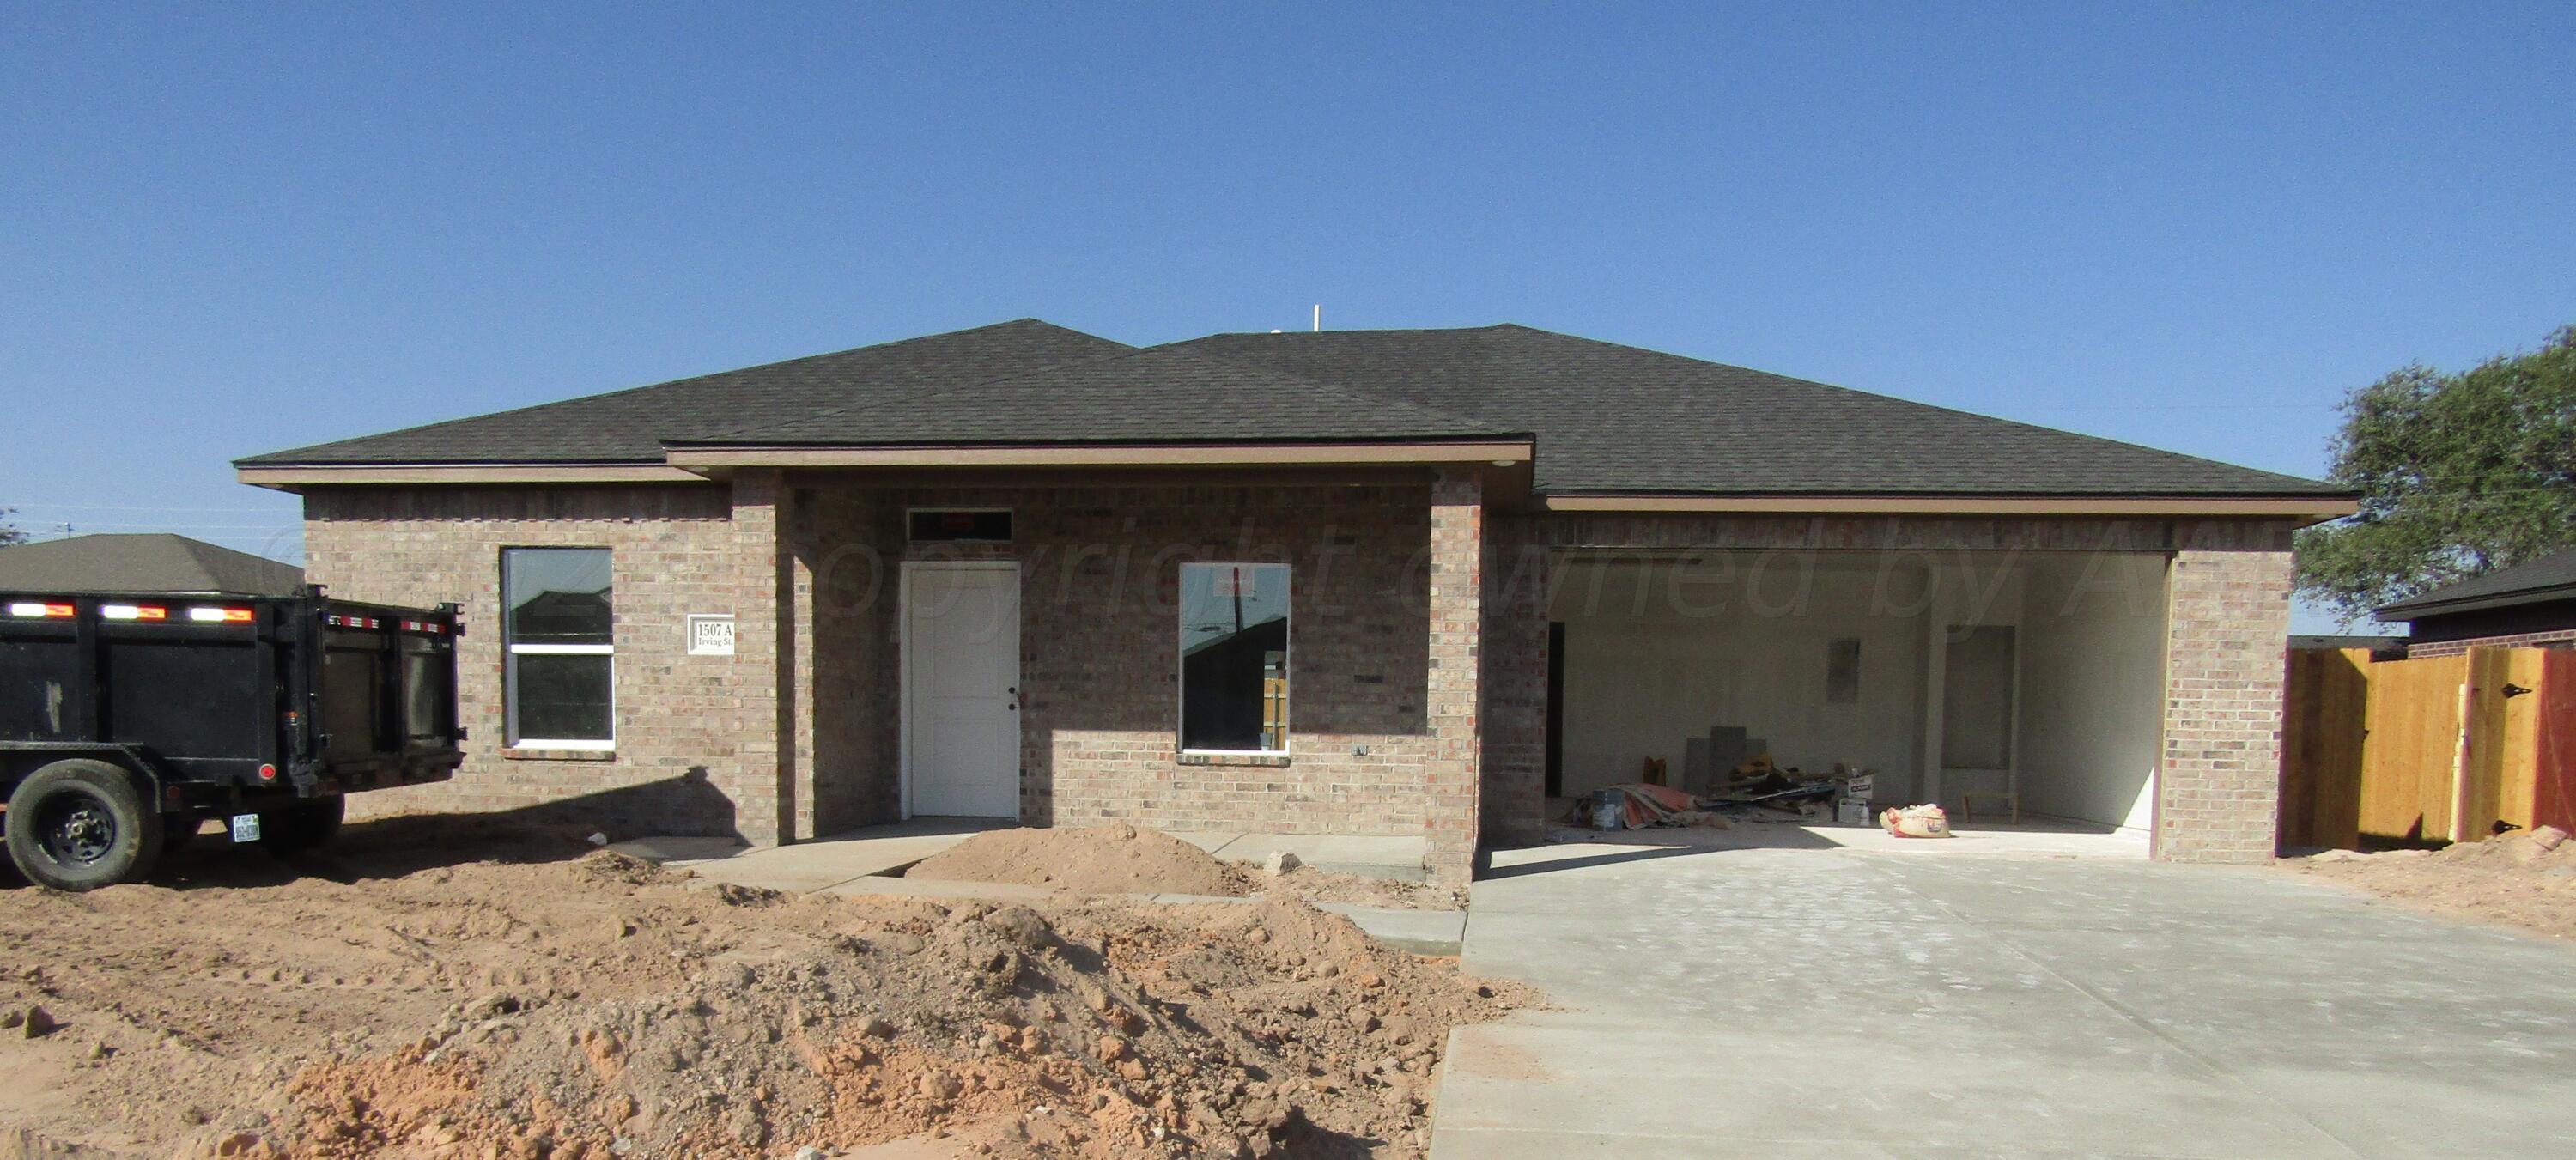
[{"left": 1959, "top": 786, "right": 2020, "bottom": 824}]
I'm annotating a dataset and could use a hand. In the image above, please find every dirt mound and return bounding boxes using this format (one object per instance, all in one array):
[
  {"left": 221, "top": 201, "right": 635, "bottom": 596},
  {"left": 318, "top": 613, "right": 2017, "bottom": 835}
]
[
  {"left": 2287, "top": 826, "right": 2576, "bottom": 939},
  {"left": 0, "top": 821, "right": 1528, "bottom": 1159},
  {"left": 906, "top": 825, "right": 1255, "bottom": 897}
]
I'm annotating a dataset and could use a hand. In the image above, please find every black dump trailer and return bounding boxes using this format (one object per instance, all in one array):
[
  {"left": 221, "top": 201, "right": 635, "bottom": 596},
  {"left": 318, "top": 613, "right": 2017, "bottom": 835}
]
[{"left": 0, "top": 586, "right": 465, "bottom": 890}]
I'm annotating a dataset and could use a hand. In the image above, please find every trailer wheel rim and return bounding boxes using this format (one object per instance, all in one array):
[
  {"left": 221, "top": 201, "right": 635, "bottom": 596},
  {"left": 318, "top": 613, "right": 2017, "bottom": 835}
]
[{"left": 35, "top": 792, "right": 118, "bottom": 867}]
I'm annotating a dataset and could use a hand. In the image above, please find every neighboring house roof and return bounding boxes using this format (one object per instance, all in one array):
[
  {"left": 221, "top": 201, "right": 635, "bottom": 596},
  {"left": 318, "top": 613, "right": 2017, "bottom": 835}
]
[
  {"left": 2375, "top": 549, "right": 2576, "bottom": 621},
  {"left": 1172, "top": 325, "right": 2339, "bottom": 497},
  {"left": 237, "top": 318, "right": 2348, "bottom": 502},
  {"left": 0, "top": 533, "right": 304, "bottom": 596},
  {"left": 240, "top": 319, "right": 1133, "bottom": 466}
]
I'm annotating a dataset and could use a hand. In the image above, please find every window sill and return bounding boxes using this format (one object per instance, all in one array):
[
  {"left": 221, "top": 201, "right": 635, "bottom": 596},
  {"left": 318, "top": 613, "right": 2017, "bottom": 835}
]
[
  {"left": 501, "top": 747, "right": 617, "bottom": 762},
  {"left": 1178, "top": 751, "right": 1291, "bottom": 768}
]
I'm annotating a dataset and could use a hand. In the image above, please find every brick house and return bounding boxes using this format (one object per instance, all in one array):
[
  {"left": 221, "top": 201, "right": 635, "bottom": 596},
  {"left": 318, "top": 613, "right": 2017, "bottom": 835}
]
[
  {"left": 236, "top": 320, "right": 2354, "bottom": 883},
  {"left": 2376, "top": 548, "right": 2576, "bottom": 657}
]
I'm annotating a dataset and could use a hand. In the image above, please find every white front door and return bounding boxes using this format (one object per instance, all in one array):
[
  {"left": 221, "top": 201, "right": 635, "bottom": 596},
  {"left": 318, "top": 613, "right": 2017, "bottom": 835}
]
[{"left": 902, "top": 562, "right": 1021, "bottom": 817}]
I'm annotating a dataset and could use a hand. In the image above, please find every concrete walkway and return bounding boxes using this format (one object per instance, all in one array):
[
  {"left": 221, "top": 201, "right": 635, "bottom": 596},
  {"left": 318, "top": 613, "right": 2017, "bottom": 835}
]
[
  {"left": 610, "top": 820, "right": 1459, "bottom": 952},
  {"left": 610, "top": 817, "right": 1017, "bottom": 892},
  {"left": 1431, "top": 835, "right": 2576, "bottom": 1159}
]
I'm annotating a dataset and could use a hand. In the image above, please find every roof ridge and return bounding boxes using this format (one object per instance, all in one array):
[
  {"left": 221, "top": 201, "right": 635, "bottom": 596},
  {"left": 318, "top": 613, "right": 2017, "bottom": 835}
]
[
  {"left": 1191, "top": 323, "right": 1520, "bottom": 339},
  {"left": 1156, "top": 331, "right": 1529, "bottom": 431},
  {"left": 690, "top": 343, "right": 1524, "bottom": 446},
  {"left": 671, "top": 343, "right": 1152, "bottom": 443}
]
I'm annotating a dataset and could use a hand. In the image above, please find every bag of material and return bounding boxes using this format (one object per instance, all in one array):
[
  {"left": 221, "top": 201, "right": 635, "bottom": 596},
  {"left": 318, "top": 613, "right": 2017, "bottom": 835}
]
[{"left": 1880, "top": 804, "right": 1952, "bottom": 839}]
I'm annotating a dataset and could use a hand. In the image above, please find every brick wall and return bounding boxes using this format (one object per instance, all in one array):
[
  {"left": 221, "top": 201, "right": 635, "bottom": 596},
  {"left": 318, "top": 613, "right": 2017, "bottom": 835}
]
[
  {"left": 301, "top": 477, "right": 1455, "bottom": 854},
  {"left": 868, "top": 482, "right": 1440, "bottom": 838},
  {"left": 301, "top": 484, "right": 769, "bottom": 841},
  {"left": 2157, "top": 523, "right": 2294, "bottom": 862},
  {"left": 304, "top": 479, "right": 2299, "bottom": 869}
]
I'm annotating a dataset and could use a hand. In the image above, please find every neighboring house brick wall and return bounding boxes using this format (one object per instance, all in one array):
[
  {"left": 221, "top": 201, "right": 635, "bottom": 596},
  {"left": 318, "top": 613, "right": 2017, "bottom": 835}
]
[
  {"left": 2398, "top": 597, "right": 2576, "bottom": 655},
  {"left": 2403, "top": 629, "right": 2576, "bottom": 658},
  {"left": 300, "top": 484, "right": 766, "bottom": 840}
]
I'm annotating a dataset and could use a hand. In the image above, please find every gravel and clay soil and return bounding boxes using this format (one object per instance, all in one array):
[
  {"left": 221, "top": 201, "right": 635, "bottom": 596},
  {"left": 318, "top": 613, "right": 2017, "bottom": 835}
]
[
  {"left": 900, "top": 827, "right": 1465, "bottom": 911},
  {"left": 0, "top": 816, "right": 1528, "bottom": 1159},
  {"left": 2282, "top": 825, "right": 2576, "bottom": 939}
]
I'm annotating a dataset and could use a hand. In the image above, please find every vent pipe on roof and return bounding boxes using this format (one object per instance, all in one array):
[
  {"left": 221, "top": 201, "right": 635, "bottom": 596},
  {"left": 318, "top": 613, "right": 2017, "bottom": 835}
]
[{"left": 1313, "top": 304, "right": 1321, "bottom": 332}]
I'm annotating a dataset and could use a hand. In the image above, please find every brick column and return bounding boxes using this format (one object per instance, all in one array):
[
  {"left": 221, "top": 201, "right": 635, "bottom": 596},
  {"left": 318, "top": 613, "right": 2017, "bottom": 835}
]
[
  {"left": 1481, "top": 513, "right": 1550, "bottom": 845},
  {"left": 2157, "top": 533, "right": 2293, "bottom": 862},
  {"left": 1425, "top": 471, "right": 1485, "bottom": 885},
  {"left": 729, "top": 470, "right": 797, "bottom": 846},
  {"left": 783, "top": 482, "right": 823, "bottom": 841}
]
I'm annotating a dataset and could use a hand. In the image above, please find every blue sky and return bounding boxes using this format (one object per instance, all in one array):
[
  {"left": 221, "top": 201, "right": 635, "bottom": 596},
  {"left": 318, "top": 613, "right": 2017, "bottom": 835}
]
[{"left": 3, "top": 3, "right": 2570, "bottom": 631}]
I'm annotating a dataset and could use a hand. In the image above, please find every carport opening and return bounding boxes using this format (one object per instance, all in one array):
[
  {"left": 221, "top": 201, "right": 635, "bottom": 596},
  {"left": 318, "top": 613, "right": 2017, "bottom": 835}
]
[{"left": 1546, "top": 550, "right": 2170, "bottom": 836}]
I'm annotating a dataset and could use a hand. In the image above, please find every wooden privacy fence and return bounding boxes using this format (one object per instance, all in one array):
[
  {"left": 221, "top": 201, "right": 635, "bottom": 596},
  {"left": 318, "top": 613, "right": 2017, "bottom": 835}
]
[{"left": 2281, "top": 646, "right": 2576, "bottom": 849}]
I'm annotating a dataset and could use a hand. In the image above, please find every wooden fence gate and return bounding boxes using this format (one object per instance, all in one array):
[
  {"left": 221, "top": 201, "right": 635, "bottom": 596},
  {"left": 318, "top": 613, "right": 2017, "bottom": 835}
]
[{"left": 2281, "top": 646, "right": 2576, "bottom": 849}]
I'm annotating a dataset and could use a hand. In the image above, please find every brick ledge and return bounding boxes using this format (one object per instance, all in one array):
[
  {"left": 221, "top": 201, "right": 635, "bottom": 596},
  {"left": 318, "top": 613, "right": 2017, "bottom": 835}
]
[{"left": 1177, "top": 752, "right": 1292, "bottom": 768}]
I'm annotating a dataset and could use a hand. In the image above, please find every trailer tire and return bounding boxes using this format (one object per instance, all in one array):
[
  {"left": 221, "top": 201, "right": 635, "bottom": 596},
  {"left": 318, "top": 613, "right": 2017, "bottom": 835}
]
[
  {"left": 5, "top": 760, "right": 164, "bottom": 891},
  {"left": 260, "top": 797, "right": 344, "bottom": 853}
]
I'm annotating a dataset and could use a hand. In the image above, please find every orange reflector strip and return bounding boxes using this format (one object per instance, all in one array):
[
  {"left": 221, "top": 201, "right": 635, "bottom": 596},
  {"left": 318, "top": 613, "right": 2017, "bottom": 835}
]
[
  {"left": 8, "top": 602, "right": 76, "bottom": 618},
  {"left": 100, "top": 604, "right": 170, "bottom": 622},
  {"left": 188, "top": 607, "right": 255, "bottom": 623}
]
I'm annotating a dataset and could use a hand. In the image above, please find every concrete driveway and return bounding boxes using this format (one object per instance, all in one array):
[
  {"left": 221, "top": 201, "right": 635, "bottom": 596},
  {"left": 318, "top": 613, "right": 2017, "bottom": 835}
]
[{"left": 1431, "top": 834, "right": 2576, "bottom": 1159}]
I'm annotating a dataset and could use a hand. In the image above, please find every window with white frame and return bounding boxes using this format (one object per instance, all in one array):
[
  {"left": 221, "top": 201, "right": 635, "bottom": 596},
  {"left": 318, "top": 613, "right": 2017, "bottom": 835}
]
[
  {"left": 503, "top": 547, "right": 615, "bottom": 749},
  {"left": 1178, "top": 562, "right": 1290, "bottom": 753}
]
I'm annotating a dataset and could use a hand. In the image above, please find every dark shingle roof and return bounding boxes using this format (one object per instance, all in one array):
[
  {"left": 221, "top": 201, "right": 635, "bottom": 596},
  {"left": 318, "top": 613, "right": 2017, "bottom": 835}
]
[
  {"left": 0, "top": 533, "right": 304, "bottom": 596},
  {"left": 240, "top": 317, "right": 2343, "bottom": 500},
  {"left": 2376, "top": 549, "right": 2576, "bottom": 619},
  {"left": 681, "top": 346, "right": 1520, "bottom": 446},
  {"left": 238, "top": 319, "right": 1133, "bottom": 465},
  {"left": 1169, "top": 325, "right": 2345, "bottom": 496}
]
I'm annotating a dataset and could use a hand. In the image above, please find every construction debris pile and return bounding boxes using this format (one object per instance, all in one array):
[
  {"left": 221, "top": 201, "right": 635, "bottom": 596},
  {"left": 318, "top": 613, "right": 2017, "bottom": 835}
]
[
  {"left": 1569, "top": 751, "right": 1880, "bottom": 831},
  {"left": 0, "top": 817, "right": 1528, "bottom": 1159},
  {"left": 2287, "top": 824, "right": 2576, "bottom": 940}
]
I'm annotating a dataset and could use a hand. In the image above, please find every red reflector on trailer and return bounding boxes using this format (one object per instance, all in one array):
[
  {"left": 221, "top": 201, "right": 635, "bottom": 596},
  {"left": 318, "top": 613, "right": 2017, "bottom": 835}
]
[
  {"left": 100, "top": 604, "right": 169, "bottom": 622},
  {"left": 258, "top": 764, "right": 277, "bottom": 781},
  {"left": 189, "top": 607, "right": 254, "bottom": 623},
  {"left": 8, "top": 602, "right": 76, "bottom": 618}
]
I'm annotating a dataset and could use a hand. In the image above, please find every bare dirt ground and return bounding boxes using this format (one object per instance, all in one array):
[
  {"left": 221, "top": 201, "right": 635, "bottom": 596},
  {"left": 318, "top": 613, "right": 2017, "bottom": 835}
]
[
  {"left": 902, "top": 827, "right": 1466, "bottom": 911},
  {"left": 0, "top": 817, "right": 1526, "bottom": 1159},
  {"left": 2281, "top": 826, "right": 2576, "bottom": 940}
]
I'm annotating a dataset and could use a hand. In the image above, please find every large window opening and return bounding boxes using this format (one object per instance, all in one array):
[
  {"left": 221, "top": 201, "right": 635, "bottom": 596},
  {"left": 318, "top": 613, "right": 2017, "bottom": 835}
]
[
  {"left": 1179, "top": 562, "right": 1290, "bottom": 753},
  {"left": 503, "top": 547, "right": 615, "bottom": 749}
]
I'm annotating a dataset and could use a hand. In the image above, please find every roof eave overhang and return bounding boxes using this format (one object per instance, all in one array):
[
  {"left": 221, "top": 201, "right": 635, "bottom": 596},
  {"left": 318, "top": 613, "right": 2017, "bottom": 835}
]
[
  {"left": 1540, "top": 492, "right": 2360, "bottom": 524},
  {"left": 661, "top": 440, "right": 1534, "bottom": 471},
  {"left": 2375, "top": 585, "right": 2576, "bottom": 623},
  {"left": 235, "top": 462, "right": 705, "bottom": 490}
]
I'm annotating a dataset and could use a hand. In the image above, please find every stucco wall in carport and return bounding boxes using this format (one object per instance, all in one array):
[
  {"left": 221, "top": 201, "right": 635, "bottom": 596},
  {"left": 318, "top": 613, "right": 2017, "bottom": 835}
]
[
  {"left": 1551, "top": 550, "right": 2171, "bottom": 830},
  {"left": 2017, "top": 553, "right": 2171, "bottom": 830}
]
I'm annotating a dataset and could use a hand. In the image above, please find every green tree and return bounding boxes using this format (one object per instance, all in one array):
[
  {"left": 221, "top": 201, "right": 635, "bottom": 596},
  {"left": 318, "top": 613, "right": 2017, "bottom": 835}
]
[
  {"left": 0, "top": 507, "right": 24, "bottom": 546},
  {"left": 2297, "top": 325, "right": 2576, "bottom": 624}
]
